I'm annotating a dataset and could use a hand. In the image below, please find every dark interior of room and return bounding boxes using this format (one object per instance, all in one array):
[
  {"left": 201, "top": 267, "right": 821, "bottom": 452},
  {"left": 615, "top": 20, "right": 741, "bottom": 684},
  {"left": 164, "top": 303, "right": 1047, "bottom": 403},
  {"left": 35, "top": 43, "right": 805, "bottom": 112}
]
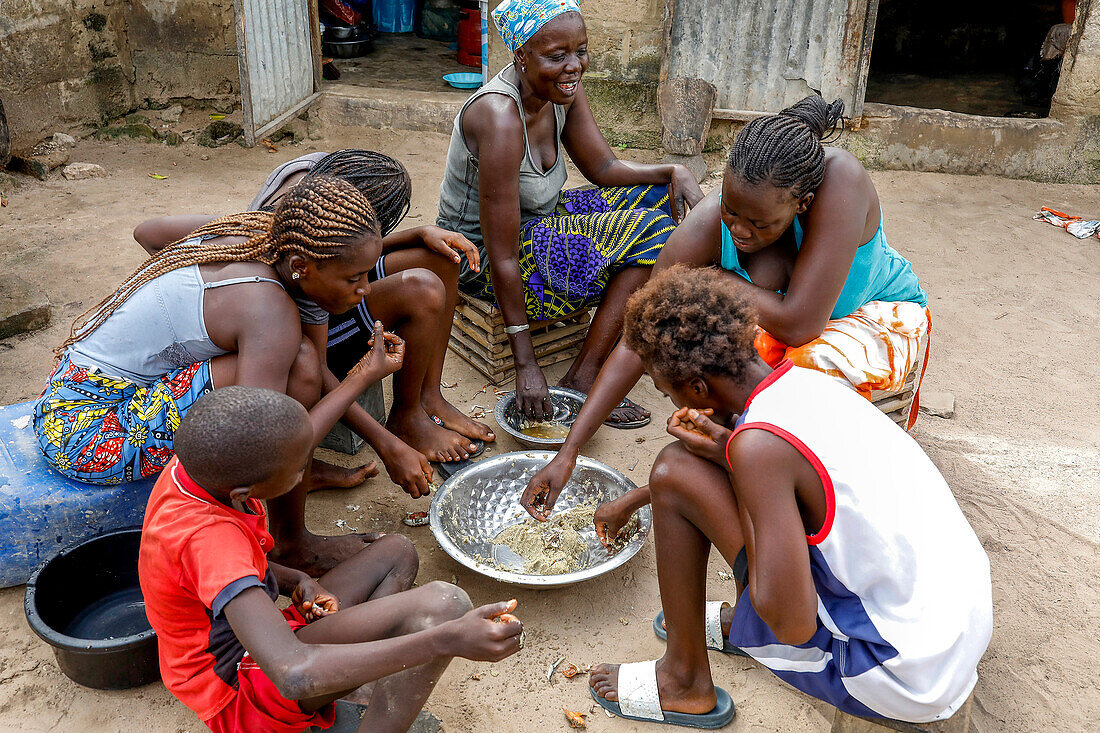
[{"left": 866, "top": 0, "right": 1070, "bottom": 117}]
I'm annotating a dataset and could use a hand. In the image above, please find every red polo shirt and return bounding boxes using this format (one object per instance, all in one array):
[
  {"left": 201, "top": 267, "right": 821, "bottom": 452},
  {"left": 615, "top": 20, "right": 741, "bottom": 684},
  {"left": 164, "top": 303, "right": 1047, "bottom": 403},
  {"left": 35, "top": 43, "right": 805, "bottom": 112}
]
[{"left": 138, "top": 457, "right": 279, "bottom": 721}]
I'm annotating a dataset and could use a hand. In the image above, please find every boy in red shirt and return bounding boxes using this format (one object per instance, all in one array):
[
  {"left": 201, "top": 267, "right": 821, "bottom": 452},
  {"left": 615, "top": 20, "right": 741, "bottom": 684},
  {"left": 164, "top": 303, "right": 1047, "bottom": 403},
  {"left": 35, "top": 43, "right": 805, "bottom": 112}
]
[{"left": 139, "top": 384, "right": 523, "bottom": 733}]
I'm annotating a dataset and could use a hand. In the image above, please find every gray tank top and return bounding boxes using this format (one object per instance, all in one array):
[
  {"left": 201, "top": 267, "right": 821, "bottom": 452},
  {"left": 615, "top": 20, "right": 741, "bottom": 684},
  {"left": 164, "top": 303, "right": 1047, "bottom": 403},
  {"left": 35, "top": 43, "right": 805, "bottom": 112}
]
[
  {"left": 68, "top": 248, "right": 286, "bottom": 385},
  {"left": 436, "top": 67, "right": 568, "bottom": 285}
]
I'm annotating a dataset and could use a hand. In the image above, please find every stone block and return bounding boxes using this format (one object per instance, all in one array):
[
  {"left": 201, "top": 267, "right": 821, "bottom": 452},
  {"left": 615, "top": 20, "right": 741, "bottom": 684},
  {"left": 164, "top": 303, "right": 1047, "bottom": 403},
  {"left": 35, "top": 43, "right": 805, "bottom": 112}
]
[
  {"left": 9, "top": 156, "right": 49, "bottom": 181},
  {"left": 94, "top": 121, "right": 159, "bottom": 143},
  {"left": 29, "top": 141, "right": 71, "bottom": 169},
  {"left": 918, "top": 391, "right": 955, "bottom": 419},
  {"left": 318, "top": 382, "right": 387, "bottom": 455},
  {"left": 48, "top": 132, "right": 77, "bottom": 148},
  {"left": 661, "top": 153, "right": 707, "bottom": 183},
  {"left": 658, "top": 77, "right": 717, "bottom": 157},
  {"left": 61, "top": 163, "right": 108, "bottom": 180},
  {"left": 158, "top": 104, "right": 183, "bottom": 123},
  {"left": 0, "top": 275, "right": 51, "bottom": 340},
  {"left": 271, "top": 118, "right": 308, "bottom": 144},
  {"left": 198, "top": 120, "right": 243, "bottom": 148}
]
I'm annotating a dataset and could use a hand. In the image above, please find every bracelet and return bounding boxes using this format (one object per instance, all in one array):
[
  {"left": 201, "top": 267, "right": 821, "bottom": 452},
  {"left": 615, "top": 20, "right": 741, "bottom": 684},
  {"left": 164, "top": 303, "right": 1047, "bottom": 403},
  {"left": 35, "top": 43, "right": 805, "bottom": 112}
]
[{"left": 505, "top": 323, "right": 531, "bottom": 335}]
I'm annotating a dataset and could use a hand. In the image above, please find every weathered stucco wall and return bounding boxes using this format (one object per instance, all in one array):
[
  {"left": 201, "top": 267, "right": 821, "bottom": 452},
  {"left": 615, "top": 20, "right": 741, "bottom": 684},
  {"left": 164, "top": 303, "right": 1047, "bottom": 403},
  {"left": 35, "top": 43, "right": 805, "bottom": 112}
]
[
  {"left": 486, "top": 0, "right": 665, "bottom": 148},
  {"left": 129, "top": 0, "right": 238, "bottom": 106},
  {"left": 0, "top": 0, "right": 237, "bottom": 154},
  {"left": 486, "top": 0, "right": 664, "bottom": 81},
  {"left": 0, "top": 0, "right": 134, "bottom": 152}
]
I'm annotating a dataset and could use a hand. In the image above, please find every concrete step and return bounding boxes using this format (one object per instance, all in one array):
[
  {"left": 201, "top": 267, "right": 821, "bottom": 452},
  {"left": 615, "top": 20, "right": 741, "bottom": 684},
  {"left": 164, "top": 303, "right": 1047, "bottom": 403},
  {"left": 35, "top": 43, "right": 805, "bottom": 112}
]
[{"left": 316, "top": 84, "right": 466, "bottom": 136}]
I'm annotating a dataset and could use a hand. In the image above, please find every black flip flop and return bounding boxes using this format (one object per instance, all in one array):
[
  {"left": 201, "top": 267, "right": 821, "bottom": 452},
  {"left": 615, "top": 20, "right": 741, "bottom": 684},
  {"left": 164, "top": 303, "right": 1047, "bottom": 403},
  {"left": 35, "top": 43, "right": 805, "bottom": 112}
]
[{"left": 603, "top": 397, "right": 651, "bottom": 429}]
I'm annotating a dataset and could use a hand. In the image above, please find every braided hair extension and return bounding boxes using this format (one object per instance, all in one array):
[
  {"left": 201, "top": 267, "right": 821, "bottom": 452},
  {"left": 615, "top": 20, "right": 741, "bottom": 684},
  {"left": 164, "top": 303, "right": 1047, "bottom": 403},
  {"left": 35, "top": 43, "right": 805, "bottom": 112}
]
[
  {"left": 726, "top": 96, "right": 846, "bottom": 199},
  {"left": 306, "top": 149, "right": 412, "bottom": 236},
  {"left": 57, "top": 176, "right": 378, "bottom": 356}
]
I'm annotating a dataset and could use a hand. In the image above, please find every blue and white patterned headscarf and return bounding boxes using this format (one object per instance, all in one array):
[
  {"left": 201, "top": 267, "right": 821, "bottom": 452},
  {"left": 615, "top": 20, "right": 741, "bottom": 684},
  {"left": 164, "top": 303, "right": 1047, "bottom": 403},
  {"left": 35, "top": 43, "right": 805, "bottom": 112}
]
[{"left": 492, "top": 0, "right": 582, "bottom": 52}]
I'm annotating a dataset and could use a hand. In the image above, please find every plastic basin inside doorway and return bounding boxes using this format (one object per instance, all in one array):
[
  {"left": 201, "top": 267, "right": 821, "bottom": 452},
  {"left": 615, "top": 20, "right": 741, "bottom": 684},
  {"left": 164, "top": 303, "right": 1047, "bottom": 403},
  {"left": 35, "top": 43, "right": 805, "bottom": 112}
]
[{"left": 444, "top": 72, "right": 483, "bottom": 89}]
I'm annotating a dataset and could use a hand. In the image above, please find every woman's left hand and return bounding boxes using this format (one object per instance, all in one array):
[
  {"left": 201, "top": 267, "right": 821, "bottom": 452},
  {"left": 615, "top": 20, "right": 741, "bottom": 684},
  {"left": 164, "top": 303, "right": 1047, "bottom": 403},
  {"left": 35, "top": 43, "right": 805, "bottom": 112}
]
[
  {"left": 666, "top": 407, "right": 731, "bottom": 466},
  {"left": 291, "top": 578, "right": 339, "bottom": 621},
  {"left": 668, "top": 165, "right": 705, "bottom": 223},
  {"left": 420, "top": 225, "right": 481, "bottom": 273}
]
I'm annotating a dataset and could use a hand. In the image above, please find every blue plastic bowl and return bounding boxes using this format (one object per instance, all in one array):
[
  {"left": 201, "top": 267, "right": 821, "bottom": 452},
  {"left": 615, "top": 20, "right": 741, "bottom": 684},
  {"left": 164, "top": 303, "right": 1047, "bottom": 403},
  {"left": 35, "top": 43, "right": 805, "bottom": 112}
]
[{"left": 444, "top": 72, "right": 483, "bottom": 89}]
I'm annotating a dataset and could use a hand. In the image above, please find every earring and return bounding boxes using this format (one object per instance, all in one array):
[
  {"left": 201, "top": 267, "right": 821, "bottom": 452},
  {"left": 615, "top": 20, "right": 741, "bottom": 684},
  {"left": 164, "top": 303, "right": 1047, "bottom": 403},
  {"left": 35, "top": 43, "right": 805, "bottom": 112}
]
[{"left": 291, "top": 272, "right": 300, "bottom": 280}]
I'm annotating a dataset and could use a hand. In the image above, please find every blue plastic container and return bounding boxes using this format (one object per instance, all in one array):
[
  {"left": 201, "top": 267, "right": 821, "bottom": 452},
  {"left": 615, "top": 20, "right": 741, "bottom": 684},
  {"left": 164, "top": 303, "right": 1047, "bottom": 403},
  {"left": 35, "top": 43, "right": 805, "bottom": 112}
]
[
  {"left": 0, "top": 401, "right": 156, "bottom": 588},
  {"left": 373, "top": 0, "right": 416, "bottom": 33},
  {"left": 444, "top": 72, "right": 483, "bottom": 89}
]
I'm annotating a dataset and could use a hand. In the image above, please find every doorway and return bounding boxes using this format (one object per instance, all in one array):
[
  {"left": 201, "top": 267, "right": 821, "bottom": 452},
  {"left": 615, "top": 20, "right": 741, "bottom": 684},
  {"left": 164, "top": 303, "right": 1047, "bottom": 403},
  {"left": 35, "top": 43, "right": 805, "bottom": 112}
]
[
  {"left": 865, "top": 0, "right": 1070, "bottom": 117},
  {"left": 319, "top": 0, "right": 483, "bottom": 95}
]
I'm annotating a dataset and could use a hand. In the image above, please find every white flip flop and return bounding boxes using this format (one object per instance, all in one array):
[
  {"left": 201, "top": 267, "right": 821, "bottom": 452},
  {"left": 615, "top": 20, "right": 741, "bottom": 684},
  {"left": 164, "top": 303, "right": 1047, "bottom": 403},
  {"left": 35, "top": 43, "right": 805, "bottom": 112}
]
[
  {"left": 652, "top": 601, "right": 751, "bottom": 657},
  {"left": 590, "top": 659, "right": 736, "bottom": 728}
]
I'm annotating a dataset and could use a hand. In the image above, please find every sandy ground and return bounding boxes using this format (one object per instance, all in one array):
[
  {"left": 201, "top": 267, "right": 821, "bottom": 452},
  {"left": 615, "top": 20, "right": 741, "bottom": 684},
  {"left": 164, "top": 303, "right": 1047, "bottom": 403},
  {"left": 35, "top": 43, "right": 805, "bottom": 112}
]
[{"left": 0, "top": 127, "right": 1097, "bottom": 733}]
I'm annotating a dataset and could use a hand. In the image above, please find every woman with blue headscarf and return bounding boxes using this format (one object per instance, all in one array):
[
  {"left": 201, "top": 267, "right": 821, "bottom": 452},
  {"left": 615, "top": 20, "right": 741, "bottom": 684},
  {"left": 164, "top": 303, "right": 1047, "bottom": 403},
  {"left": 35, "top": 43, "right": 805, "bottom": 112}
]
[{"left": 437, "top": 0, "right": 703, "bottom": 424}]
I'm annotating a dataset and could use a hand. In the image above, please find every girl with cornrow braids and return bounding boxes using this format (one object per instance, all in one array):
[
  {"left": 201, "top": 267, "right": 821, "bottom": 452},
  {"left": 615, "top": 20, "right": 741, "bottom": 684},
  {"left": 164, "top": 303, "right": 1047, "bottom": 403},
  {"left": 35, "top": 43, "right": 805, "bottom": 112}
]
[
  {"left": 524, "top": 95, "right": 931, "bottom": 528},
  {"left": 35, "top": 176, "right": 404, "bottom": 575},
  {"left": 133, "top": 149, "right": 494, "bottom": 495}
]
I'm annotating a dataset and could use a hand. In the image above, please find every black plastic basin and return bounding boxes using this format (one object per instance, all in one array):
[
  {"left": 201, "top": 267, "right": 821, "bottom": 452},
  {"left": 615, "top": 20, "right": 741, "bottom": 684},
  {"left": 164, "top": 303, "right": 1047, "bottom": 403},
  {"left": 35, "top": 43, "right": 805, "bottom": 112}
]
[{"left": 25, "top": 527, "right": 159, "bottom": 689}]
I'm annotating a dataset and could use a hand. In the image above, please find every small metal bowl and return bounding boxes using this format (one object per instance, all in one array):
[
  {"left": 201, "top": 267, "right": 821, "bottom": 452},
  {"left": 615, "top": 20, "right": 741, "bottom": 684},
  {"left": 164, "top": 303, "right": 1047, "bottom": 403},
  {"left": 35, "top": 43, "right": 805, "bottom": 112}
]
[
  {"left": 322, "top": 38, "right": 374, "bottom": 59},
  {"left": 429, "top": 451, "right": 650, "bottom": 589},
  {"left": 494, "top": 386, "right": 586, "bottom": 449},
  {"left": 323, "top": 23, "right": 357, "bottom": 39}
]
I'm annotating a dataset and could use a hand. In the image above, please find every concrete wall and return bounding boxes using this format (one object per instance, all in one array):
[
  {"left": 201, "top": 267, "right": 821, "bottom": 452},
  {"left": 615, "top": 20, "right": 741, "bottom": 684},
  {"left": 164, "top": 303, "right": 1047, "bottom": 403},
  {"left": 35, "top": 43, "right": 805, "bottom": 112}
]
[
  {"left": 129, "top": 0, "right": 239, "bottom": 107},
  {"left": 0, "top": 0, "right": 134, "bottom": 153},
  {"left": 0, "top": 0, "right": 238, "bottom": 154},
  {"left": 486, "top": 0, "right": 665, "bottom": 148}
]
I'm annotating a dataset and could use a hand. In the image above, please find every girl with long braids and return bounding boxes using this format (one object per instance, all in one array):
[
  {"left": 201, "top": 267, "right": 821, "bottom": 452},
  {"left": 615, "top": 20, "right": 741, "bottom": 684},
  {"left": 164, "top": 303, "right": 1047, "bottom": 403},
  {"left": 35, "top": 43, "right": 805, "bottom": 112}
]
[
  {"left": 134, "top": 150, "right": 496, "bottom": 499},
  {"left": 523, "top": 95, "right": 931, "bottom": 526},
  {"left": 35, "top": 176, "right": 401, "bottom": 574}
]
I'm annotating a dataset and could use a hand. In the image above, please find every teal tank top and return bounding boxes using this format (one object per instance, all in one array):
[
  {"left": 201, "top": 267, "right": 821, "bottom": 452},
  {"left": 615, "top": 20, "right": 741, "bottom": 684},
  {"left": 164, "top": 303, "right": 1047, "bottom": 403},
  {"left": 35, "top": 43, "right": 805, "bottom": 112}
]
[{"left": 719, "top": 205, "right": 927, "bottom": 320}]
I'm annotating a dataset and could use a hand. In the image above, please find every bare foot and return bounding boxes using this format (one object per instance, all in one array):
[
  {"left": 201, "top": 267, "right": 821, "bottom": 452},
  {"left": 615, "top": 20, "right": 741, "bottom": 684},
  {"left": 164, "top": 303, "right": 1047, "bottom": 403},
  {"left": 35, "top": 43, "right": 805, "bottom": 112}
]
[
  {"left": 309, "top": 458, "right": 378, "bottom": 493},
  {"left": 558, "top": 378, "right": 650, "bottom": 425},
  {"left": 589, "top": 659, "right": 717, "bottom": 715},
  {"left": 604, "top": 398, "right": 650, "bottom": 425},
  {"left": 269, "top": 531, "right": 385, "bottom": 577},
  {"left": 388, "top": 408, "right": 479, "bottom": 463},
  {"left": 423, "top": 394, "right": 495, "bottom": 443}
]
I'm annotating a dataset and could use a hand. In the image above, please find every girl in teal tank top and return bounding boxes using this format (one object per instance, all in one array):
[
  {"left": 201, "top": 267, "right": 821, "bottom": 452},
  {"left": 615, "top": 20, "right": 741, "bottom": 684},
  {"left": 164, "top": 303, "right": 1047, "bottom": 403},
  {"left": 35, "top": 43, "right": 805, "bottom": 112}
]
[
  {"left": 706, "top": 95, "right": 930, "bottom": 412},
  {"left": 719, "top": 203, "right": 926, "bottom": 320}
]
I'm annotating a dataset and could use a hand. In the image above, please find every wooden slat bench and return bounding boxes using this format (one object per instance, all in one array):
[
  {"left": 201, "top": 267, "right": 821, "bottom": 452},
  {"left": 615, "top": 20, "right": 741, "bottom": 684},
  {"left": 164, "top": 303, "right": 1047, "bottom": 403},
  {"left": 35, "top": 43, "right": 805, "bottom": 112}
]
[
  {"left": 447, "top": 292, "right": 592, "bottom": 385},
  {"left": 868, "top": 328, "right": 930, "bottom": 431}
]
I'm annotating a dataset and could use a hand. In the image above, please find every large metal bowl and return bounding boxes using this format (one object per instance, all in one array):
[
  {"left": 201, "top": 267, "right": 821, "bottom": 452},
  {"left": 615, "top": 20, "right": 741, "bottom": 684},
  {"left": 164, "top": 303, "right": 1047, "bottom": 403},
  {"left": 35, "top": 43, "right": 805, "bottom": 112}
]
[
  {"left": 494, "top": 386, "right": 586, "bottom": 449},
  {"left": 429, "top": 451, "right": 650, "bottom": 589}
]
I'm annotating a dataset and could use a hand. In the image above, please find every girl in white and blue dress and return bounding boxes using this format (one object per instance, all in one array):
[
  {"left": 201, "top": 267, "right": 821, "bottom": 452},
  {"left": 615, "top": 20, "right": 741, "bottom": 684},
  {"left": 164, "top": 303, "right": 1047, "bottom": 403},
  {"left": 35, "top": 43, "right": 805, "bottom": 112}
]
[{"left": 586, "top": 267, "right": 992, "bottom": 729}]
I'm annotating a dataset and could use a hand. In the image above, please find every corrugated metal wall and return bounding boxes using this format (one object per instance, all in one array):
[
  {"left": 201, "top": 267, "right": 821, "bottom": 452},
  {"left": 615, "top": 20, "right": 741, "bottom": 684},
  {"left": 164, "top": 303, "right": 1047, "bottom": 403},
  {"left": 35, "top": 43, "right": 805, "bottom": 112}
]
[
  {"left": 667, "top": 0, "right": 878, "bottom": 116},
  {"left": 235, "top": 0, "right": 315, "bottom": 134}
]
